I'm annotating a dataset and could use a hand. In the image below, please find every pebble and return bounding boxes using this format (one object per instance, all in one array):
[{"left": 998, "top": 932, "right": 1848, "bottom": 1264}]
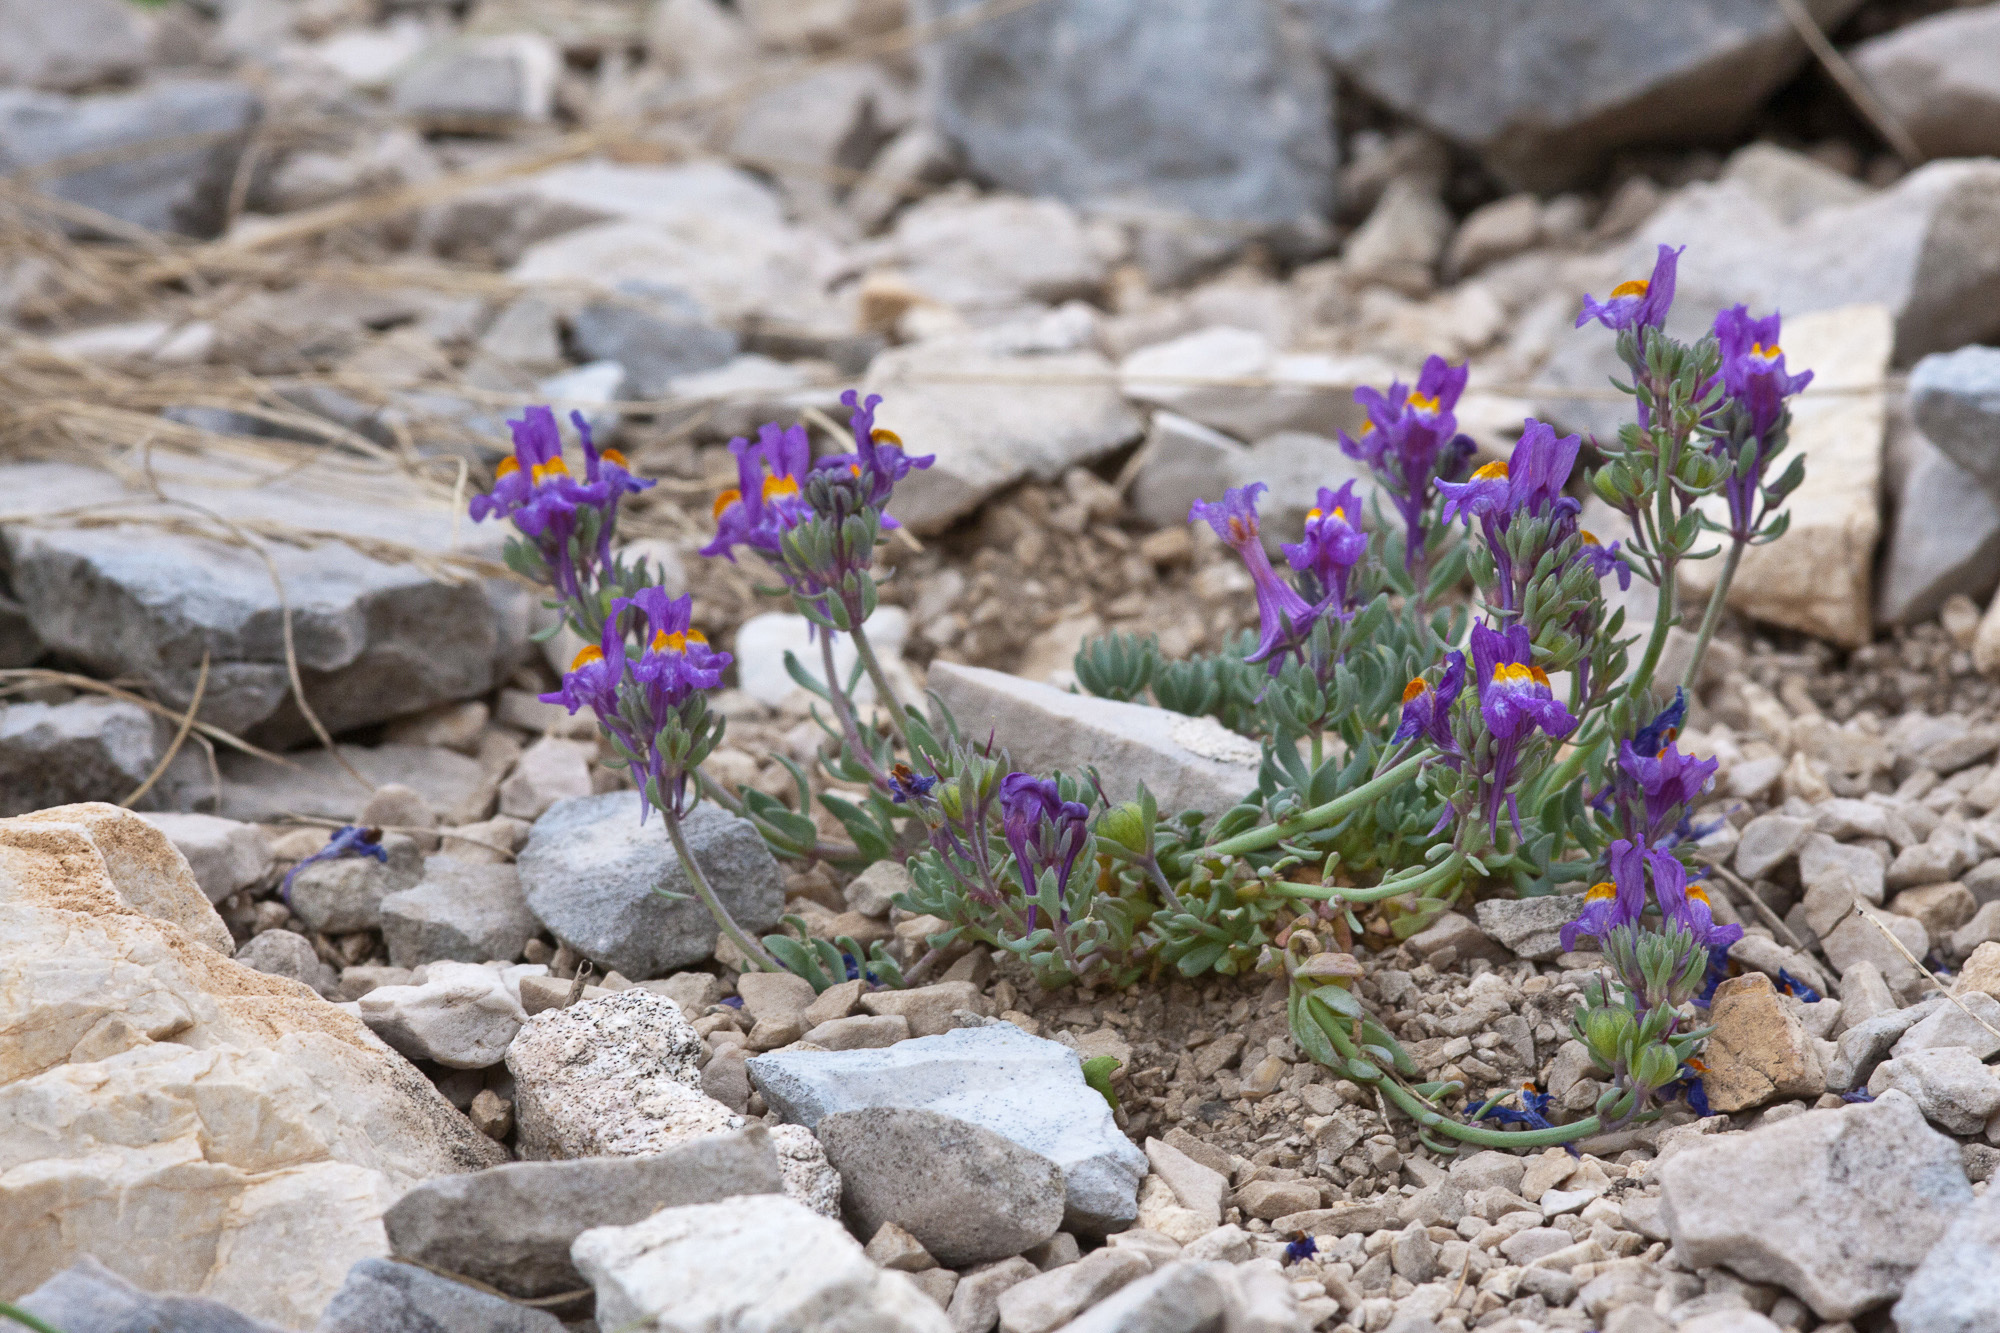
[
  {"left": 1874, "top": 1047, "right": 2000, "bottom": 1135},
  {"left": 818, "top": 1107, "right": 1066, "bottom": 1267},
  {"left": 1736, "top": 813, "right": 1811, "bottom": 881},
  {"left": 1699, "top": 973, "right": 1825, "bottom": 1113},
  {"left": 1143, "top": 1137, "right": 1227, "bottom": 1226},
  {"left": 13, "top": 1256, "right": 286, "bottom": 1333},
  {"left": 287, "top": 831, "right": 424, "bottom": 934},
  {"left": 1658, "top": 1091, "right": 1973, "bottom": 1319},
  {"left": 497, "top": 736, "right": 596, "bottom": 820},
  {"left": 573, "top": 1193, "right": 950, "bottom": 1333},
  {"left": 1051, "top": 1260, "right": 1233, "bottom": 1333},
  {"left": 1891, "top": 1176, "right": 2000, "bottom": 1333},
  {"left": 315, "top": 1257, "right": 566, "bottom": 1333},
  {"left": 749, "top": 1024, "right": 1149, "bottom": 1236},
  {"left": 948, "top": 1257, "right": 1041, "bottom": 1333},
  {"left": 1891, "top": 991, "right": 2000, "bottom": 1061},
  {"left": 804, "top": 1013, "right": 912, "bottom": 1049},
  {"left": 357, "top": 960, "right": 527, "bottom": 1069},
  {"left": 383, "top": 1127, "right": 783, "bottom": 1297},
  {"left": 1472, "top": 895, "right": 1586, "bottom": 961},
  {"left": 235, "top": 927, "right": 338, "bottom": 998},
  {"left": 997, "top": 1247, "right": 1152, "bottom": 1333},
  {"left": 139, "top": 812, "right": 272, "bottom": 904},
  {"left": 859, "top": 980, "right": 994, "bottom": 1038}
]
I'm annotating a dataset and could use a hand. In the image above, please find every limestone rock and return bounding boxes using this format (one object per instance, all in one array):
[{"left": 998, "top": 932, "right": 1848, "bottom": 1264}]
[
  {"left": 995, "top": 1247, "right": 1151, "bottom": 1333},
  {"left": 0, "top": 81, "right": 260, "bottom": 237},
  {"left": 1891, "top": 1179, "right": 2000, "bottom": 1333},
  {"left": 1657, "top": 1090, "right": 1973, "bottom": 1319},
  {"left": 316, "top": 1257, "right": 567, "bottom": 1333},
  {"left": 0, "top": 698, "right": 165, "bottom": 818},
  {"left": 380, "top": 858, "right": 539, "bottom": 968},
  {"left": 392, "top": 35, "right": 560, "bottom": 131},
  {"left": 926, "top": 661, "right": 1259, "bottom": 817},
  {"left": 0, "top": 459, "right": 527, "bottom": 742},
  {"left": 1302, "top": 0, "right": 1863, "bottom": 189},
  {"left": 1851, "top": 6, "right": 2000, "bottom": 161},
  {"left": 1876, "top": 439, "right": 2000, "bottom": 628},
  {"left": 876, "top": 194, "right": 1113, "bottom": 313},
  {"left": 818, "top": 1108, "right": 1064, "bottom": 1267},
  {"left": 196, "top": 744, "right": 493, "bottom": 826},
  {"left": 572, "top": 1193, "right": 950, "bottom": 1333},
  {"left": 1130, "top": 412, "right": 1251, "bottom": 531},
  {"left": 357, "top": 961, "right": 527, "bottom": 1070},
  {"left": 505, "top": 989, "right": 717, "bottom": 1158},
  {"left": 237, "top": 928, "right": 339, "bottom": 998},
  {"left": 749, "top": 1023, "right": 1149, "bottom": 1236},
  {"left": 0, "top": 0, "right": 152, "bottom": 92},
  {"left": 14, "top": 1256, "right": 284, "bottom": 1333},
  {"left": 0, "top": 805, "right": 503, "bottom": 1325},
  {"left": 1675, "top": 305, "right": 1892, "bottom": 648},
  {"left": 910, "top": 0, "right": 1334, "bottom": 233},
  {"left": 1875, "top": 1047, "right": 2000, "bottom": 1136},
  {"left": 140, "top": 813, "right": 272, "bottom": 905},
  {"left": 1119, "top": 327, "right": 1387, "bottom": 443},
  {"left": 288, "top": 833, "right": 425, "bottom": 935},
  {"left": 1698, "top": 973, "right": 1825, "bottom": 1112},
  {"left": 1911, "top": 344, "right": 2000, "bottom": 502},
  {"left": 861, "top": 337, "right": 1143, "bottom": 535},
  {"left": 383, "top": 1128, "right": 784, "bottom": 1298},
  {"left": 517, "top": 793, "right": 784, "bottom": 979},
  {"left": 1474, "top": 894, "right": 1586, "bottom": 962}
]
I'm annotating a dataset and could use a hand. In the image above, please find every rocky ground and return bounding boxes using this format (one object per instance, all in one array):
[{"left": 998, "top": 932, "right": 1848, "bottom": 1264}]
[{"left": 7, "top": 0, "right": 2000, "bottom": 1331}]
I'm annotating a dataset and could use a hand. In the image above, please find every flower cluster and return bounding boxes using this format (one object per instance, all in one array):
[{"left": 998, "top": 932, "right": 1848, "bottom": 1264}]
[
  {"left": 472, "top": 407, "right": 651, "bottom": 605},
  {"left": 1337, "top": 354, "right": 1476, "bottom": 574}
]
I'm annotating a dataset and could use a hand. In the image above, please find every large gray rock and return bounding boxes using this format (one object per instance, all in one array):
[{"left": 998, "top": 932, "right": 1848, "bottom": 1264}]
[
  {"left": 1119, "top": 327, "right": 1385, "bottom": 442},
  {"left": 0, "top": 80, "right": 260, "bottom": 237},
  {"left": 748, "top": 1023, "right": 1149, "bottom": 1236},
  {"left": 572, "top": 1193, "right": 950, "bottom": 1333},
  {"left": 517, "top": 793, "right": 785, "bottom": 979},
  {"left": 1130, "top": 412, "right": 1248, "bottom": 531},
  {"left": 0, "top": 459, "right": 528, "bottom": 742},
  {"left": 1540, "top": 161, "right": 2000, "bottom": 441},
  {"left": 570, "top": 281, "right": 738, "bottom": 399},
  {"left": 383, "top": 1128, "right": 784, "bottom": 1298},
  {"left": 1910, "top": 345, "right": 2000, "bottom": 501},
  {"left": 864, "top": 335, "right": 1144, "bottom": 535},
  {"left": 1892, "top": 1178, "right": 2000, "bottom": 1333},
  {"left": 0, "top": 697, "right": 164, "bottom": 817},
  {"left": 0, "top": 0, "right": 153, "bottom": 92},
  {"left": 380, "top": 858, "right": 539, "bottom": 968},
  {"left": 817, "top": 1108, "right": 1066, "bottom": 1267},
  {"left": 1301, "top": 0, "right": 1863, "bottom": 190},
  {"left": 315, "top": 1258, "right": 567, "bottom": 1333},
  {"left": 927, "top": 661, "right": 1259, "bottom": 817},
  {"left": 910, "top": 0, "right": 1334, "bottom": 235},
  {"left": 1876, "top": 439, "right": 2000, "bottom": 628},
  {"left": 1851, "top": 6, "right": 2000, "bottom": 161},
  {"left": 13, "top": 1255, "right": 285, "bottom": 1333},
  {"left": 1657, "top": 1090, "right": 1973, "bottom": 1320},
  {"left": 195, "top": 745, "right": 492, "bottom": 827}
]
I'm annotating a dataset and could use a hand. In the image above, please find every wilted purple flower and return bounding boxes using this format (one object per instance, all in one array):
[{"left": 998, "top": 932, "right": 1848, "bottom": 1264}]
[
  {"left": 999, "top": 772, "right": 1091, "bottom": 915},
  {"left": 1337, "top": 355, "right": 1477, "bottom": 571},
  {"left": 280, "top": 824, "right": 387, "bottom": 905},
  {"left": 1712, "top": 305, "right": 1814, "bottom": 543},
  {"left": 823, "top": 390, "right": 935, "bottom": 523},
  {"left": 1651, "top": 852, "right": 1743, "bottom": 956},
  {"left": 1577, "top": 244, "right": 1683, "bottom": 332},
  {"left": 1282, "top": 481, "right": 1370, "bottom": 615},
  {"left": 887, "top": 761, "right": 937, "bottom": 805},
  {"left": 1190, "top": 484, "right": 1315, "bottom": 670},
  {"left": 1559, "top": 838, "right": 1648, "bottom": 953},
  {"left": 1391, "top": 650, "right": 1465, "bottom": 756},
  {"left": 1470, "top": 621, "right": 1578, "bottom": 837},
  {"left": 701, "top": 421, "right": 814, "bottom": 562}
]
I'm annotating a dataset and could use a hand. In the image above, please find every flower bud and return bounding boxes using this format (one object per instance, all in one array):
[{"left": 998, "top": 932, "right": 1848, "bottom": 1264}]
[
  {"left": 1096, "top": 802, "right": 1148, "bottom": 853},
  {"left": 1631, "top": 1041, "right": 1681, "bottom": 1092},
  {"left": 1581, "top": 1006, "right": 1634, "bottom": 1071}
]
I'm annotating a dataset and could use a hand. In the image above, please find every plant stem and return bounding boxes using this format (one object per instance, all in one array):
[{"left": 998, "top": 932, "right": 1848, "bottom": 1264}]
[
  {"left": 0, "top": 1305, "right": 64, "bottom": 1333},
  {"left": 820, "top": 630, "right": 893, "bottom": 790},
  {"left": 1203, "top": 754, "right": 1426, "bottom": 858},
  {"left": 663, "top": 804, "right": 782, "bottom": 972},
  {"left": 1376, "top": 1077, "right": 1604, "bottom": 1148},
  {"left": 1681, "top": 538, "right": 1744, "bottom": 693},
  {"left": 1272, "top": 851, "right": 1467, "bottom": 905},
  {"left": 848, "top": 617, "right": 913, "bottom": 755}
]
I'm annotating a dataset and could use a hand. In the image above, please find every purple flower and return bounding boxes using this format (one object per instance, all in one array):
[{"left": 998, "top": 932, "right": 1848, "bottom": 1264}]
[
  {"left": 1337, "top": 356, "right": 1477, "bottom": 571},
  {"left": 888, "top": 761, "right": 937, "bottom": 805},
  {"left": 1391, "top": 650, "right": 1465, "bottom": 754},
  {"left": 702, "top": 421, "right": 815, "bottom": 562},
  {"left": 279, "top": 824, "right": 386, "bottom": 905},
  {"left": 540, "top": 615, "right": 628, "bottom": 721},
  {"left": 616, "top": 587, "right": 732, "bottom": 713},
  {"left": 471, "top": 407, "right": 598, "bottom": 598},
  {"left": 999, "top": 773, "right": 1092, "bottom": 926},
  {"left": 1578, "top": 529, "right": 1632, "bottom": 591},
  {"left": 1559, "top": 838, "right": 1648, "bottom": 952},
  {"left": 1282, "top": 481, "right": 1370, "bottom": 615},
  {"left": 1437, "top": 421, "right": 1585, "bottom": 613},
  {"left": 1470, "top": 621, "right": 1578, "bottom": 837},
  {"left": 1190, "top": 484, "right": 1316, "bottom": 669},
  {"left": 1651, "top": 851, "right": 1743, "bottom": 955},
  {"left": 577, "top": 411, "right": 653, "bottom": 570},
  {"left": 1615, "top": 737, "right": 1718, "bottom": 846},
  {"left": 1577, "top": 244, "right": 1683, "bottom": 332},
  {"left": 822, "top": 390, "right": 935, "bottom": 524},
  {"left": 1713, "top": 305, "right": 1813, "bottom": 542}
]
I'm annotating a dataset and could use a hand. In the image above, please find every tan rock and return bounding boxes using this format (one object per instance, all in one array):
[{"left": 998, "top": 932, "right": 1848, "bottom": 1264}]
[
  {"left": 1889, "top": 881, "right": 1977, "bottom": 939},
  {"left": 1699, "top": 973, "right": 1826, "bottom": 1112},
  {"left": 858, "top": 980, "right": 989, "bottom": 1038},
  {"left": 0, "top": 804, "right": 502, "bottom": 1326},
  {"left": 1957, "top": 941, "right": 2000, "bottom": 1002},
  {"left": 1679, "top": 305, "right": 1891, "bottom": 647}
]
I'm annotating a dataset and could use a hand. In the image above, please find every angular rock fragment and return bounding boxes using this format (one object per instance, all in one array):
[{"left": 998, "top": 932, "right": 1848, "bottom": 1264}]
[
  {"left": 380, "top": 858, "right": 539, "bottom": 968},
  {"left": 316, "top": 1257, "right": 567, "bottom": 1333},
  {"left": 0, "top": 698, "right": 164, "bottom": 817}
]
